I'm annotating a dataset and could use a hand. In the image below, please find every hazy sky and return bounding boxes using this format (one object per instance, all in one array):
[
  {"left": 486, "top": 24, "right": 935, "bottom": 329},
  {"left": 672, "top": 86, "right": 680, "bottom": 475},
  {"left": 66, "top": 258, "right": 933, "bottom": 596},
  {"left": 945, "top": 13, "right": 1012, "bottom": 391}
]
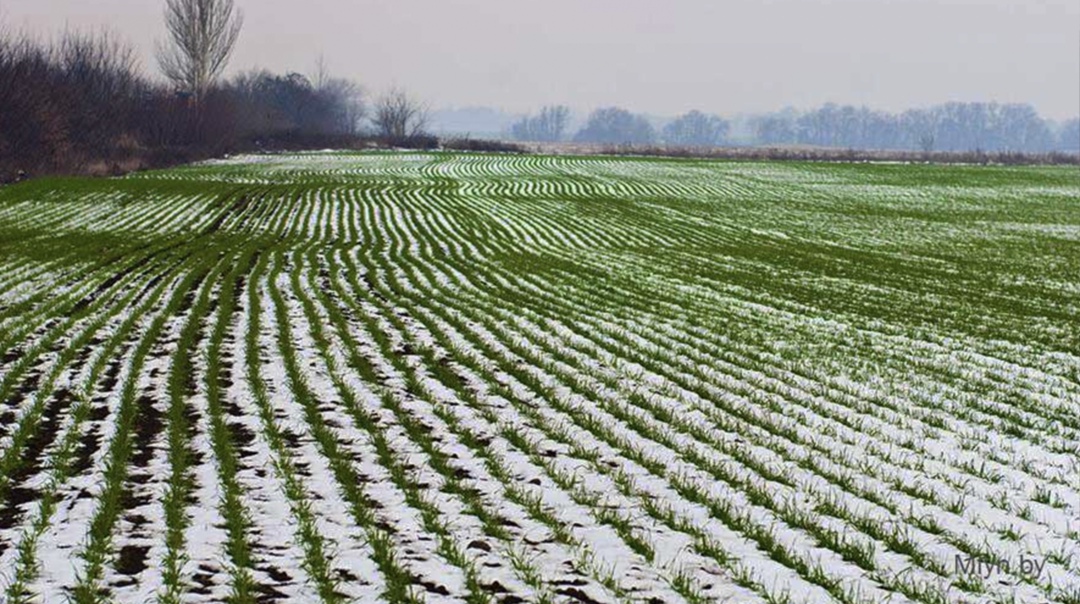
[{"left": 3, "top": 0, "right": 1078, "bottom": 119}]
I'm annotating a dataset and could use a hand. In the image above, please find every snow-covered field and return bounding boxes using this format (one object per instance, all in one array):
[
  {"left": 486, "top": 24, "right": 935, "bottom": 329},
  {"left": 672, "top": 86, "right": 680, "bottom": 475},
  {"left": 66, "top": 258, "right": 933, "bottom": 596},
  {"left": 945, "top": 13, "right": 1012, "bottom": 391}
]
[{"left": 0, "top": 152, "right": 1077, "bottom": 604}]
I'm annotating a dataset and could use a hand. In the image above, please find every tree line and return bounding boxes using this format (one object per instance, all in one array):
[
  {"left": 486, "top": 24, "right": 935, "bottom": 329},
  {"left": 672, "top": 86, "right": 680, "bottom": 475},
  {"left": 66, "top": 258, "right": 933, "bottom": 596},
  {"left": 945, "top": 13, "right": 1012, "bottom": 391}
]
[
  {"left": 1, "top": 0, "right": 432, "bottom": 181},
  {"left": 751, "top": 103, "right": 1078, "bottom": 153},
  {"left": 512, "top": 104, "right": 1079, "bottom": 154},
  {"left": 4, "top": 0, "right": 1076, "bottom": 181},
  {"left": 510, "top": 106, "right": 731, "bottom": 147}
]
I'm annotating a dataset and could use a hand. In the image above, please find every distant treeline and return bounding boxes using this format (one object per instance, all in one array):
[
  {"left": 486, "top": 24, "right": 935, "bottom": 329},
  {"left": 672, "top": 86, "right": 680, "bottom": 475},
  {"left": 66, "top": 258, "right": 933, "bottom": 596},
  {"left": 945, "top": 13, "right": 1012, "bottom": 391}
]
[
  {"left": 580, "top": 145, "right": 1079, "bottom": 166},
  {"left": 513, "top": 104, "right": 1080, "bottom": 154},
  {"left": 751, "top": 103, "right": 1078, "bottom": 153},
  {"left": 4, "top": 25, "right": 1076, "bottom": 182}
]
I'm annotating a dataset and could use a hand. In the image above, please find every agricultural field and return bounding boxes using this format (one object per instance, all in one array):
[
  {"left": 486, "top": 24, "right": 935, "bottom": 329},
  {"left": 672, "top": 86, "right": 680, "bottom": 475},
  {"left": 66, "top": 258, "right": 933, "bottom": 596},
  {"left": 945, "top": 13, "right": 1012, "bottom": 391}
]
[{"left": 0, "top": 152, "right": 1078, "bottom": 604}]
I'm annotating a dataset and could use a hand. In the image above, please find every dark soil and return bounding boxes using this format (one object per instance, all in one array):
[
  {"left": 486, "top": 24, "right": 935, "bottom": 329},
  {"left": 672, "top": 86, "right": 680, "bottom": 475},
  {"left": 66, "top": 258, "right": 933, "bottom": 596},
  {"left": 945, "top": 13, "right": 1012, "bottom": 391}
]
[
  {"left": 115, "top": 544, "right": 150, "bottom": 576},
  {"left": 130, "top": 394, "right": 164, "bottom": 468},
  {"left": 0, "top": 388, "right": 76, "bottom": 529}
]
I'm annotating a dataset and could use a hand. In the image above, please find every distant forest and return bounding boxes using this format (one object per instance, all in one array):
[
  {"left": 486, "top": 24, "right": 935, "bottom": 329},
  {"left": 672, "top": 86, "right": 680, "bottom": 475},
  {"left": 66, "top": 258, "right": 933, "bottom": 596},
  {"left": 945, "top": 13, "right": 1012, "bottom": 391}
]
[
  {"left": 503, "top": 104, "right": 1080, "bottom": 154},
  {"left": 747, "top": 103, "right": 1078, "bottom": 153}
]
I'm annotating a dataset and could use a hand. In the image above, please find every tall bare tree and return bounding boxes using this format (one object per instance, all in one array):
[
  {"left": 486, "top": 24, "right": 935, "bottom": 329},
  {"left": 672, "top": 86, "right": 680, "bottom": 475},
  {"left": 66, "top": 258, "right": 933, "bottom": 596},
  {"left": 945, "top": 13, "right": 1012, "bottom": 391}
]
[
  {"left": 311, "top": 54, "right": 330, "bottom": 92},
  {"left": 309, "top": 55, "right": 366, "bottom": 134},
  {"left": 372, "top": 88, "right": 429, "bottom": 139},
  {"left": 158, "top": 0, "right": 243, "bottom": 101},
  {"left": 321, "top": 77, "right": 365, "bottom": 135}
]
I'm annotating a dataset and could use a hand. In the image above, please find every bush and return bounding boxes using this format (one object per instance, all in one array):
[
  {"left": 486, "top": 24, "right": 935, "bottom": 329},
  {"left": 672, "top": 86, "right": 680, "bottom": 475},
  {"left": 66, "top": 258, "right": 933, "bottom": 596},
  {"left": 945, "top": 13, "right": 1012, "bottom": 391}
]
[
  {"left": 371, "top": 135, "right": 441, "bottom": 150},
  {"left": 441, "top": 137, "right": 526, "bottom": 153},
  {"left": 0, "top": 31, "right": 141, "bottom": 177}
]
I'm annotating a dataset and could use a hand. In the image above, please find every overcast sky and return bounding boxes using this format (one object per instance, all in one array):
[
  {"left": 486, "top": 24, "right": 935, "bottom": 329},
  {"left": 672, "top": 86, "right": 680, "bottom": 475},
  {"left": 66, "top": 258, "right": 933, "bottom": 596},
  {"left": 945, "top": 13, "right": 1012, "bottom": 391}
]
[{"left": 3, "top": 0, "right": 1078, "bottom": 119}]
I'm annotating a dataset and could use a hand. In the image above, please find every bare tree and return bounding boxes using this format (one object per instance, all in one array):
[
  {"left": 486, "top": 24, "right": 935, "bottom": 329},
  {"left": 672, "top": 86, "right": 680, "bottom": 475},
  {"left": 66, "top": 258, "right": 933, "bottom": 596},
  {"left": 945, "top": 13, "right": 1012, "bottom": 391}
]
[
  {"left": 309, "top": 55, "right": 365, "bottom": 135},
  {"left": 1059, "top": 118, "right": 1080, "bottom": 153},
  {"left": 663, "top": 110, "right": 729, "bottom": 147},
  {"left": 511, "top": 105, "right": 570, "bottom": 142},
  {"left": 158, "top": 0, "right": 243, "bottom": 101},
  {"left": 312, "top": 54, "right": 330, "bottom": 92},
  {"left": 918, "top": 132, "right": 936, "bottom": 154},
  {"left": 0, "top": 28, "right": 147, "bottom": 175},
  {"left": 60, "top": 31, "right": 141, "bottom": 149},
  {"left": 321, "top": 77, "right": 365, "bottom": 135},
  {"left": 372, "top": 88, "right": 429, "bottom": 139},
  {"left": 574, "top": 107, "right": 655, "bottom": 145}
]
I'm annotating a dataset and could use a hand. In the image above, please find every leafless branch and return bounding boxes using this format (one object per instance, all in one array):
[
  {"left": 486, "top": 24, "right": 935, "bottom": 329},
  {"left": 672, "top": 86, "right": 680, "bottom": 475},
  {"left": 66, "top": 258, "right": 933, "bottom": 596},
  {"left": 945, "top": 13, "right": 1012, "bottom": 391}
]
[
  {"left": 157, "top": 0, "right": 243, "bottom": 101},
  {"left": 372, "top": 88, "right": 429, "bottom": 139}
]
